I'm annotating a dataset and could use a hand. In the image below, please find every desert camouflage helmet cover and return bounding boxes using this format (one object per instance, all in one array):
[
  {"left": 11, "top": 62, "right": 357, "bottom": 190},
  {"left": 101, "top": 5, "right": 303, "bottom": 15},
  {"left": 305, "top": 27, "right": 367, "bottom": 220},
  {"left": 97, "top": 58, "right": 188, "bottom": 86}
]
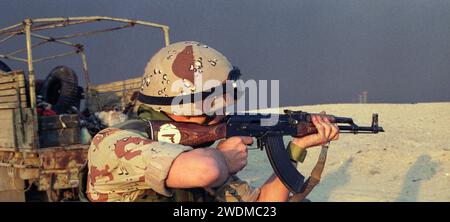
[{"left": 137, "top": 41, "right": 240, "bottom": 115}]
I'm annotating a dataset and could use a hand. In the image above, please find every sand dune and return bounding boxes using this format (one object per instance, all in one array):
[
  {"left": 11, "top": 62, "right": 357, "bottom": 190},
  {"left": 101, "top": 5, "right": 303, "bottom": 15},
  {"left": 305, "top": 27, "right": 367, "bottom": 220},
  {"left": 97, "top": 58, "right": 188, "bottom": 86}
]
[{"left": 237, "top": 102, "right": 450, "bottom": 202}]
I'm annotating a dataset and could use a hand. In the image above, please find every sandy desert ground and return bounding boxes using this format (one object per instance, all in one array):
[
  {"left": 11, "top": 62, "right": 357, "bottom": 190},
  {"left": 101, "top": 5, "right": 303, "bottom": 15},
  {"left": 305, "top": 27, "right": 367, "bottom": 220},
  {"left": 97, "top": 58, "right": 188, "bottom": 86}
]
[{"left": 237, "top": 102, "right": 450, "bottom": 202}]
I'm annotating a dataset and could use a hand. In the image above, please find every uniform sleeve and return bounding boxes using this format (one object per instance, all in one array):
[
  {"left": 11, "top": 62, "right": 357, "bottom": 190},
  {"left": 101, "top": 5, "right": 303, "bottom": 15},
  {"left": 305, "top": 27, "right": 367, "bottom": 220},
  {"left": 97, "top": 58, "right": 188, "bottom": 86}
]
[
  {"left": 214, "top": 176, "right": 261, "bottom": 202},
  {"left": 140, "top": 141, "right": 192, "bottom": 196}
]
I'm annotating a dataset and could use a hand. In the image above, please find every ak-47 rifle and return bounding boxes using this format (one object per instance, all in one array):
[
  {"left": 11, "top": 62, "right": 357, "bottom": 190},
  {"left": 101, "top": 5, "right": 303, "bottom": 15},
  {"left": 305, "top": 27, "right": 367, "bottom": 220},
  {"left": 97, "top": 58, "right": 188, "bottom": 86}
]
[{"left": 141, "top": 110, "right": 384, "bottom": 200}]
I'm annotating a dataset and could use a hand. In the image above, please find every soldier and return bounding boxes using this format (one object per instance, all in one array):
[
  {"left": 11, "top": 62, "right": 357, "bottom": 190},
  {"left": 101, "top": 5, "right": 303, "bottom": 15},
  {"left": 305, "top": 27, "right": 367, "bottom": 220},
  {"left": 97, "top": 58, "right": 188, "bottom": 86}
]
[{"left": 83, "top": 41, "right": 339, "bottom": 202}]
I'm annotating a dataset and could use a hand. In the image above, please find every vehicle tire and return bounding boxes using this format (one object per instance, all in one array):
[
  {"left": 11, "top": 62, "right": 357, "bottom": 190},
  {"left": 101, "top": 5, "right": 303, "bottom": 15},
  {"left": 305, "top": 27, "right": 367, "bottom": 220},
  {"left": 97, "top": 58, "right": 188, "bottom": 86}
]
[
  {"left": 0, "top": 60, "right": 12, "bottom": 72},
  {"left": 40, "top": 66, "right": 81, "bottom": 114}
]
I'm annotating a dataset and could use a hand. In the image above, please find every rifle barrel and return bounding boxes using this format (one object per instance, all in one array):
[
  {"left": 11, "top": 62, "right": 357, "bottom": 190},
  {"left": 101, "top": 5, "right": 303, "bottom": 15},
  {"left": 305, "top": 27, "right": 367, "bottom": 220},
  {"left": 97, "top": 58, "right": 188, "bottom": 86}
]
[{"left": 338, "top": 125, "right": 384, "bottom": 133}]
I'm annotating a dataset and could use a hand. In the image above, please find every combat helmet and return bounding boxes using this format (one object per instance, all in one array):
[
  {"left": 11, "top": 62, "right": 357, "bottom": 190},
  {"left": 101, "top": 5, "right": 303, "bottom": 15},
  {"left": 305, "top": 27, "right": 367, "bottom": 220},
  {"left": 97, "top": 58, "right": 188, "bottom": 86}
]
[{"left": 137, "top": 41, "right": 241, "bottom": 116}]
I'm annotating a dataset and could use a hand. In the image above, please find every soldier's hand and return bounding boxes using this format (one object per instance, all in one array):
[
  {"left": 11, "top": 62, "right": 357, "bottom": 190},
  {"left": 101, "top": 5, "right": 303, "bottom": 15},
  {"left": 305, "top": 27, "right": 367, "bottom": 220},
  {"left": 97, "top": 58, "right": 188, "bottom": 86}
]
[
  {"left": 292, "top": 111, "right": 339, "bottom": 149},
  {"left": 217, "top": 136, "right": 253, "bottom": 175}
]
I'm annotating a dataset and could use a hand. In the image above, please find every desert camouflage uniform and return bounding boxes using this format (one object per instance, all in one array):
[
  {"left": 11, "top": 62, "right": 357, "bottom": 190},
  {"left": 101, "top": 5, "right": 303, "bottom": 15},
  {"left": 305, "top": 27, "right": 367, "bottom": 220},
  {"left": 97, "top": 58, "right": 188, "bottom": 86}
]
[{"left": 86, "top": 124, "right": 260, "bottom": 202}]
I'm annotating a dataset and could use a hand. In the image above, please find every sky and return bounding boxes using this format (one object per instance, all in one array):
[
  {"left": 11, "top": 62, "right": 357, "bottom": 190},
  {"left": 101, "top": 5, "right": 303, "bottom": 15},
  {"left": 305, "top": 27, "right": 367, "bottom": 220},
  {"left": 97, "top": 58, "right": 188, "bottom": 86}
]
[{"left": 1, "top": 0, "right": 449, "bottom": 106}]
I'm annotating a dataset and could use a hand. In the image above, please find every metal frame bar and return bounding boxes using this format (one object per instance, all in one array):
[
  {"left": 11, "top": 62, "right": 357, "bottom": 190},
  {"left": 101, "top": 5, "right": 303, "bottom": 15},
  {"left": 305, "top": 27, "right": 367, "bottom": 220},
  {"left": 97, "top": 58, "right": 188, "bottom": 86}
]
[
  {"left": 24, "top": 19, "right": 35, "bottom": 108},
  {"left": 78, "top": 48, "right": 91, "bottom": 88},
  {"left": 0, "top": 22, "right": 22, "bottom": 35},
  {"left": 1, "top": 16, "right": 170, "bottom": 81},
  {"left": 0, "top": 54, "right": 28, "bottom": 62},
  {"left": 5, "top": 33, "right": 79, "bottom": 57},
  {"left": 6, "top": 39, "right": 49, "bottom": 57},
  {"left": 0, "top": 16, "right": 170, "bottom": 45},
  {"left": 24, "top": 19, "right": 40, "bottom": 149},
  {"left": 32, "top": 50, "right": 78, "bottom": 63},
  {"left": 0, "top": 34, "right": 16, "bottom": 45},
  {"left": 0, "top": 16, "right": 170, "bottom": 91},
  {"left": 0, "top": 20, "right": 91, "bottom": 35},
  {"left": 30, "top": 33, "right": 80, "bottom": 48},
  {"left": 50, "top": 23, "right": 134, "bottom": 40},
  {"left": 29, "top": 20, "right": 92, "bottom": 33}
]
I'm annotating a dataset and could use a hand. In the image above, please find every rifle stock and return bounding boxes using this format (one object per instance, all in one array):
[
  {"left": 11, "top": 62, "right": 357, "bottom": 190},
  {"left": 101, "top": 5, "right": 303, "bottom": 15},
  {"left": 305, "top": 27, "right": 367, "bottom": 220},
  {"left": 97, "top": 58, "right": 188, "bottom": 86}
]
[{"left": 148, "top": 120, "right": 227, "bottom": 147}]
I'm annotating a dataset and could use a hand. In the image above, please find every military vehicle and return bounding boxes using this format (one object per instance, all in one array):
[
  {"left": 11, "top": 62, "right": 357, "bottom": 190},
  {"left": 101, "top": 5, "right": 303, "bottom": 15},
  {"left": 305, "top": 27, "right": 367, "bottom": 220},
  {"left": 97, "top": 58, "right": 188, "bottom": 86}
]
[{"left": 0, "top": 16, "right": 170, "bottom": 201}]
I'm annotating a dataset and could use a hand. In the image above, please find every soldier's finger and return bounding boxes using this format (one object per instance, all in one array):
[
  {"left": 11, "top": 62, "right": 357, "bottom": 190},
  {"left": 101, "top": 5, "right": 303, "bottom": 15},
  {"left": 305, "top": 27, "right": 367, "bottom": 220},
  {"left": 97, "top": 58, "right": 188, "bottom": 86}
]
[
  {"left": 239, "top": 136, "right": 253, "bottom": 145},
  {"left": 329, "top": 123, "right": 339, "bottom": 140},
  {"left": 311, "top": 115, "right": 317, "bottom": 124},
  {"left": 316, "top": 115, "right": 332, "bottom": 137},
  {"left": 314, "top": 114, "right": 325, "bottom": 125},
  {"left": 228, "top": 136, "right": 242, "bottom": 143},
  {"left": 319, "top": 111, "right": 328, "bottom": 121},
  {"left": 323, "top": 116, "right": 332, "bottom": 124},
  {"left": 322, "top": 121, "right": 333, "bottom": 140},
  {"left": 312, "top": 115, "right": 323, "bottom": 131},
  {"left": 312, "top": 115, "right": 326, "bottom": 140},
  {"left": 332, "top": 133, "right": 339, "bottom": 141},
  {"left": 323, "top": 118, "right": 336, "bottom": 139}
]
